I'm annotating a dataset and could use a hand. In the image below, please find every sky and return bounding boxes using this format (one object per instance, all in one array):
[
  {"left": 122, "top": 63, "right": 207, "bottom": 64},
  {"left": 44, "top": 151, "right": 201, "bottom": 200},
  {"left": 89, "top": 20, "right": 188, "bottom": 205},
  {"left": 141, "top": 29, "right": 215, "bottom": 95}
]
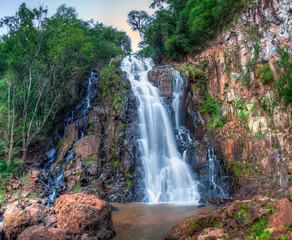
[{"left": 0, "top": 0, "right": 155, "bottom": 52}]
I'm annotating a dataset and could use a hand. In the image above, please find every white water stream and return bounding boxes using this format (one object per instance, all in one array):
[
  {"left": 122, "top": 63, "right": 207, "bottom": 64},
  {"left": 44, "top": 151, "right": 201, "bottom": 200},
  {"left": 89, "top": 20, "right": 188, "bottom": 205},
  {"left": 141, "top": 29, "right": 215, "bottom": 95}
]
[{"left": 121, "top": 55, "right": 200, "bottom": 203}]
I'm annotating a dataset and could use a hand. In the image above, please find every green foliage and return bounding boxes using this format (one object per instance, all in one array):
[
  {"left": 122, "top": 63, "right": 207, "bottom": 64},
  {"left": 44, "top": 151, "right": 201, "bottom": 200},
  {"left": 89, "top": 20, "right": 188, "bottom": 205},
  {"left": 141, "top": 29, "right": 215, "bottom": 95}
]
[
  {"left": 71, "top": 184, "right": 83, "bottom": 194},
  {"left": 0, "top": 3, "right": 131, "bottom": 177},
  {"left": 0, "top": 158, "right": 23, "bottom": 179},
  {"left": 248, "top": 216, "right": 271, "bottom": 240},
  {"left": 126, "top": 179, "right": 132, "bottom": 187},
  {"left": 227, "top": 161, "right": 249, "bottom": 178},
  {"left": 236, "top": 204, "right": 248, "bottom": 223},
  {"left": 26, "top": 193, "right": 37, "bottom": 200},
  {"left": 256, "top": 64, "right": 274, "bottom": 84},
  {"left": 84, "top": 157, "right": 96, "bottom": 162},
  {"left": 258, "top": 97, "right": 272, "bottom": 116},
  {"left": 275, "top": 46, "right": 292, "bottom": 104},
  {"left": 200, "top": 93, "right": 228, "bottom": 130},
  {"left": 128, "top": 0, "right": 246, "bottom": 59},
  {"left": 0, "top": 186, "right": 5, "bottom": 201},
  {"left": 238, "top": 111, "right": 249, "bottom": 121},
  {"left": 200, "top": 93, "right": 217, "bottom": 115},
  {"left": 242, "top": 42, "right": 260, "bottom": 86}
]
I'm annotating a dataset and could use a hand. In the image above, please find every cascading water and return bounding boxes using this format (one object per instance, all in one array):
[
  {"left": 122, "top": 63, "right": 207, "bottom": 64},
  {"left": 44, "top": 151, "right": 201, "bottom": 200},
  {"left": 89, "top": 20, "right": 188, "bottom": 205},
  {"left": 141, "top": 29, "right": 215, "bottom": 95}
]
[
  {"left": 45, "top": 70, "right": 98, "bottom": 204},
  {"left": 207, "top": 148, "right": 228, "bottom": 198},
  {"left": 172, "top": 70, "right": 185, "bottom": 129},
  {"left": 121, "top": 55, "right": 200, "bottom": 203}
]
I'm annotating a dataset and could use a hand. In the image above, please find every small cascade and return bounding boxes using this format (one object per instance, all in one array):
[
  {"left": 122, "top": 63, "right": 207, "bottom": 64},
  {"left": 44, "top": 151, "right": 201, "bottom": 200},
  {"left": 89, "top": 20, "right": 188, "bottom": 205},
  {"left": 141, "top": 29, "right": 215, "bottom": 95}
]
[
  {"left": 45, "top": 70, "right": 98, "bottom": 204},
  {"left": 121, "top": 55, "right": 200, "bottom": 203},
  {"left": 108, "top": 58, "right": 115, "bottom": 67},
  {"left": 172, "top": 70, "right": 185, "bottom": 129},
  {"left": 207, "top": 148, "right": 229, "bottom": 198}
]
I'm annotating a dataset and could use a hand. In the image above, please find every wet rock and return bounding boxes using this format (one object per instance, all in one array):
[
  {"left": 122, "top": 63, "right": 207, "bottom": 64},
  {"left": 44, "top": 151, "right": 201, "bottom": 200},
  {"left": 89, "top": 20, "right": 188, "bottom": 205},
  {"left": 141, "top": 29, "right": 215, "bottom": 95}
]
[
  {"left": 17, "top": 226, "right": 71, "bottom": 240},
  {"left": 3, "top": 204, "right": 45, "bottom": 239},
  {"left": 87, "top": 107, "right": 103, "bottom": 135},
  {"left": 148, "top": 66, "right": 173, "bottom": 99},
  {"left": 73, "top": 135, "right": 101, "bottom": 161},
  {"left": 62, "top": 124, "right": 79, "bottom": 143},
  {"left": 55, "top": 194, "right": 115, "bottom": 239}
]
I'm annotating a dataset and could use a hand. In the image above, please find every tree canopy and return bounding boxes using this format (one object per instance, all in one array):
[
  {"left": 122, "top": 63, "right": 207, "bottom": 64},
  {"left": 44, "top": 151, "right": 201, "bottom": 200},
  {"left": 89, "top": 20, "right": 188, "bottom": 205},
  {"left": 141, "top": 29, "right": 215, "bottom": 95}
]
[
  {"left": 128, "top": 0, "right": 246, "bottom": 59},
  {"left": 0, "top": 3, "right": 131, "bottom": 177}
]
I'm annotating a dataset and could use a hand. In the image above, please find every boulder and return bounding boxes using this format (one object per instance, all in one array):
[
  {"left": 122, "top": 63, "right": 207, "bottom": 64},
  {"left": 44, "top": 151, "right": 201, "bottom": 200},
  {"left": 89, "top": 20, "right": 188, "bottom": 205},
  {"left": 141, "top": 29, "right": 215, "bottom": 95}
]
[
  {"left": 17, "top": 226, "right": 71, "bottom": 240},
  {"left": 3, "top": 202, "right": 23, "bottom": 218},
  {"left": 267, "top": 198, "right": 292, "bottom": 228},
  {"left": 55, "top": 194, "right": 115, "bottom": 239},
  {"left": 73, "top": 136, "right": 101, "bottom": 161},
  {"left": 3, "top": 204, "right": 45, "bottom": 240},
  {"left": 62, "top": 124, "right": 79, "bottom": 143}
]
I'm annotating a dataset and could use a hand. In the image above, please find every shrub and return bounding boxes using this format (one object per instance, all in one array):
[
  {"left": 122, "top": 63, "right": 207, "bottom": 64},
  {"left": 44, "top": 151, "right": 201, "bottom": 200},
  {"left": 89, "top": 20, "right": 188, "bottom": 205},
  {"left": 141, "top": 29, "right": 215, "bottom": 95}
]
[
  {"left": 256, "top": 64, "right": 274, "bottom": 84},
  {"left": 275, "top": 46, "right": 292, "bottom": 104}
]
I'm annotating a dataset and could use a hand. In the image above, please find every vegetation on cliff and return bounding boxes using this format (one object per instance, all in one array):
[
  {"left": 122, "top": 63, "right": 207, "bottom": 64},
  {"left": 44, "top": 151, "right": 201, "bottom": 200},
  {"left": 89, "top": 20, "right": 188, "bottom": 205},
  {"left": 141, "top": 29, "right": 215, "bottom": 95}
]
[
  {"left": 128, "top": 0, "right": 247, "bottom": 59},
  {"left": 0, "top": 3, "right": 131, "bottom": 178}
]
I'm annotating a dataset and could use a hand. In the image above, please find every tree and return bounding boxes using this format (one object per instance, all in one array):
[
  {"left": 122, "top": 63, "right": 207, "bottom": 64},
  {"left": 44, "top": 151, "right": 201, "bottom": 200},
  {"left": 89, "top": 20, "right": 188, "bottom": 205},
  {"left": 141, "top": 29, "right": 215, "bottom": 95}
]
[
  {"left": 1, "top": 4, "right": 61, "bottom": 161},
  {"left": 127, "top": 10, "right": 150, "bottom": 38}
]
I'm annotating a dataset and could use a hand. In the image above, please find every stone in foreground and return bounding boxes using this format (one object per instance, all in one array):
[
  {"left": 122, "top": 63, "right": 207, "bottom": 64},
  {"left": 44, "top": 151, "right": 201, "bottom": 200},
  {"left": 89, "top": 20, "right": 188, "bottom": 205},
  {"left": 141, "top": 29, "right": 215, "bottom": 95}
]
[{"left": 55, "top": 193, "right": 115, "bottom": 239}]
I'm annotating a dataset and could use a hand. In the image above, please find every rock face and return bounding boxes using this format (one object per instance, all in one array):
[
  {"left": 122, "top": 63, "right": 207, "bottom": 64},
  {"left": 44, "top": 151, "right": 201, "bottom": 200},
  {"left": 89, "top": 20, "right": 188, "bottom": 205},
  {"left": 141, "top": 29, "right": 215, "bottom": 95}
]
[
  {"left": 171, "top": 0, "right": 292, "bottom": 199},
  {"left": 40, "top": 62, "right": 141, "bottom": 202},
  {"left": 73, "top": 135, "right": 101, "bottom": 161},
  {"left": 55, "top": 194, "right": 115, "bottom": 239},
  {"left": 148, "top": 66, "right": 173, "bottom": 99}
]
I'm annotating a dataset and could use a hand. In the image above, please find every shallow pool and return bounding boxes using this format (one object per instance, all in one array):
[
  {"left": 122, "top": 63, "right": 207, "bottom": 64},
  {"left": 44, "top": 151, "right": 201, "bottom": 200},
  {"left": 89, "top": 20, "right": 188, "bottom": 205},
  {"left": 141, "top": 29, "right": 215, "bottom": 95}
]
[{"left": 111, "top": 203, "right": 216, "bottom": 240}]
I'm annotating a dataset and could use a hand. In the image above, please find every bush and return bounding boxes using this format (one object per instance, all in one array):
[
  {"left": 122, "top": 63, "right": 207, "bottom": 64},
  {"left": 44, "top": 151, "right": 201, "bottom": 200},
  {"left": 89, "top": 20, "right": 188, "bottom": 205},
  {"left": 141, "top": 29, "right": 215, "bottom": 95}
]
[
  {"left": 275, "top": 46, "right": 292, "bottom": 104},
  {"left": 256, "top": 64, "right": 274, "bottom": 84}
]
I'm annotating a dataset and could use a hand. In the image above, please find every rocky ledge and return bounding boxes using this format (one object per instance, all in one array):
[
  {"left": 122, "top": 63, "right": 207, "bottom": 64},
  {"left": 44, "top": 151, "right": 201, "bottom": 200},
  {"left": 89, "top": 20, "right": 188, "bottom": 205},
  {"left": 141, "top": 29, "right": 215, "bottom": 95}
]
[
  {"left": 0, "top": 194, "right": 115, "bottom": 240},
  {"left": 166, "top": 187, "right": 292, "bottom": 240}
]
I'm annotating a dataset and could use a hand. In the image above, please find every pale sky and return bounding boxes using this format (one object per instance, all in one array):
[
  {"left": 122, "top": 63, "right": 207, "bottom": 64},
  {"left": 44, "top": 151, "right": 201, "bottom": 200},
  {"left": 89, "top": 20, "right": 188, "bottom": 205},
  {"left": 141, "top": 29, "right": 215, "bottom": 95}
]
[{"left": 0, "top": 0, "right": 155, "bottom": 52}]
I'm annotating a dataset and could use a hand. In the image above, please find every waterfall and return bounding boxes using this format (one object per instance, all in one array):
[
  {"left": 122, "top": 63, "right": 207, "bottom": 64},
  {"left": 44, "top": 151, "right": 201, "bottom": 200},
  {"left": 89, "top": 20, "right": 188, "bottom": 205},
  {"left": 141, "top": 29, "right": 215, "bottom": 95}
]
[
  {"left": 172, "top": 70, "right": 185, "bottom": 129},
  {"left": 121, "top": 55, "right": 200, "bottom": 203},
  {"left": 45, "top": 70, "right": 98, "bottom": 204},
  {"left": 207, "top": 148, "right": 228, "bottom": 198}
]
